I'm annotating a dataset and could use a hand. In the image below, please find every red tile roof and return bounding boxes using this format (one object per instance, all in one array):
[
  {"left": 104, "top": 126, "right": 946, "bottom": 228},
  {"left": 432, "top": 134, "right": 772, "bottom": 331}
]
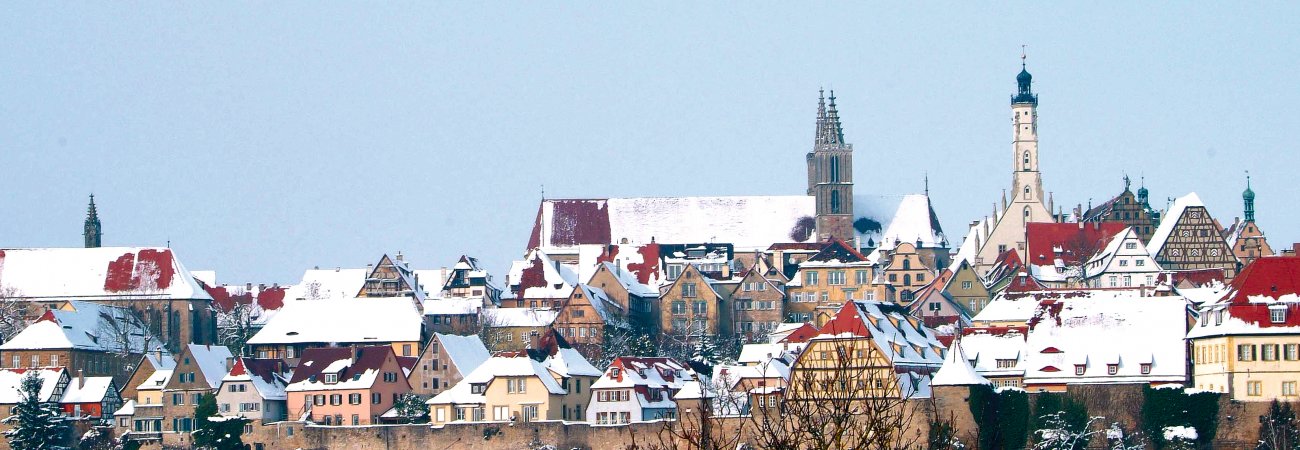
[{"left": 1025, "top": 222, "right": 1127, "bottom": 266}]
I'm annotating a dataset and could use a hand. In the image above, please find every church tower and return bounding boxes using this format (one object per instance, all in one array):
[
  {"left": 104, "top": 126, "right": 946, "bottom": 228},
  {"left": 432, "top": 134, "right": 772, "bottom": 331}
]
[
  {"left": 1243, "top": 174, "right": 1256, "bottom": 223},
  {"left": 84, "top": 194, "right": 102, "bottom": 248},
  {"left": 970, "top": 54, "right": 1054, "bottom": 275},
  {"left": 806, "top": 89, "right": 854, "bottom": 242}
]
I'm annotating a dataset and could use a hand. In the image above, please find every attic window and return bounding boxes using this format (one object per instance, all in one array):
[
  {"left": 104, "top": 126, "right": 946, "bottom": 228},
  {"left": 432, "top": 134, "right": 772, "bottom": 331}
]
[
  {"left": 324, "top": 373, "right": 337, "bottom": 384},
  {"left": 1074, "top": 365, "right": 1085, "bottom": 376},
  {"left": 1107, "top": 364, "right": 1119, "bottom": 375},
  {"left": 610, "top": 368, "right": 620, "bottom": 378},
  {"left": 1271, "top": 307, "right": 1287, "bottom": 324},
  {"left": 1140, "top": 363, "right": 1152, "bottom": 375}
]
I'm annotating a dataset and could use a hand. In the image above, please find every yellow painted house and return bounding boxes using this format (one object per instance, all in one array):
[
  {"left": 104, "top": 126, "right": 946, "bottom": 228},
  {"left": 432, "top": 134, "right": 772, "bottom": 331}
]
[
  {"left": 786, "top": 239, "right": 890, "bottom": 325},
  {"left": 1189, "top": 257, "right": 1300, "bottom": 401},
  {"left": 427, "top": 331, "right": 602, "bottom": 423}
]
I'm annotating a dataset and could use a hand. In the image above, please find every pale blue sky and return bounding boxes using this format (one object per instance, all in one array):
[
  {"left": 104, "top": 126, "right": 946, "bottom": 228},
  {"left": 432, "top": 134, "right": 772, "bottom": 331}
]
[{"left": 3, "top": 4, "right": 1297, "bottom": 283}]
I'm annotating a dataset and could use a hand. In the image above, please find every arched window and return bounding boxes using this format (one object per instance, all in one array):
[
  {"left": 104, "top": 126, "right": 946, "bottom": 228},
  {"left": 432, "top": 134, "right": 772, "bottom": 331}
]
[
  {"left": 903, "top": 274, "right": 911, "bottom": 286},
  {"left": 830, "top": 190, "right": 841, "bottom": 214},
  {"left": 1024, "top": 206, "right": 1032, "bottom": 220},
  {"left": 903, "top": 259, "right": 911, "bottom": 270},
  {"left": 1023, "top": 151, "right": 1031, "bottom": 170},
  {"left": 1024, "top": 186, "right": 1031, "bottom": 200},
  {"left": 830, "top": 156, "right": 840, "bottom": 183}
]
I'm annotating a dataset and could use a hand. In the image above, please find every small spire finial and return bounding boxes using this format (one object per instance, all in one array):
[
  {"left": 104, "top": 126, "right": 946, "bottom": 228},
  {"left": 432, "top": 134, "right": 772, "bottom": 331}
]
[
  {"left": 1246, "top": 170, "right": 1252, "bottom": 188},
  {"left": 924, "top": 172, "right": 930, "bottom": 196},
  {"left": 1021, "top": 45, "right": 1027, "bottom": 68}
]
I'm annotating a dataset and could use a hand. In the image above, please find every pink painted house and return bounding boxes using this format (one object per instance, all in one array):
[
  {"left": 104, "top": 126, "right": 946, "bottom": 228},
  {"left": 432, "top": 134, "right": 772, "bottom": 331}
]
[{"left": 284, "top": 346, "right": 411, "bottom": 426}]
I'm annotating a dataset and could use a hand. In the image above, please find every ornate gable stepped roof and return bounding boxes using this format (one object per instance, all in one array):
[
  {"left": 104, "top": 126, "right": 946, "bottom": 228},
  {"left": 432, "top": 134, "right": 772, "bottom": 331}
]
[
  {"left": 528, "top": 196, "right": 815, "bottom": 251},
  {"left": 0, "top": 300, "right": 166, "bottom": 354},
  {"left": 1189, "top": 257, "right": 1300, "bottom": 339},
  {"left": 0, "top": 247, "right": 211, "bottom": 300},
  {"left": 814, "top": 301, "right": 946, "bottom": 370}
]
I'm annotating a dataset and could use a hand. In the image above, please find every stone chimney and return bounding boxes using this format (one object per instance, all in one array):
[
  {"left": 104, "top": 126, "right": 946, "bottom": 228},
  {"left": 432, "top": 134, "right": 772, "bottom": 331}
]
[{"left": 76, "top": 369, "right": 84, "bottom": 390}]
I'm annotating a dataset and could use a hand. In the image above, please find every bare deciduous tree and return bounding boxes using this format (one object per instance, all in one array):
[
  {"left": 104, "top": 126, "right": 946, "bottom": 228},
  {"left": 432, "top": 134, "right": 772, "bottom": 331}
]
[
  {"left": 0, "top": 286, "right": 30, "bottom": 344},
  {"left": 744, "top": 338, "right": 925, "bottom": 450}
]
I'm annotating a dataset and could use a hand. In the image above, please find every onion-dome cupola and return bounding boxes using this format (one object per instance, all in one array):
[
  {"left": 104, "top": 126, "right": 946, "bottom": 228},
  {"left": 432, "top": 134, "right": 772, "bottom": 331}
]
[
  {"left": 1244, "top": 173, "right": 1256, "bottom": 222},
  {"left": 1012, "top": 51, "right": 1038, "bottom": 106}
]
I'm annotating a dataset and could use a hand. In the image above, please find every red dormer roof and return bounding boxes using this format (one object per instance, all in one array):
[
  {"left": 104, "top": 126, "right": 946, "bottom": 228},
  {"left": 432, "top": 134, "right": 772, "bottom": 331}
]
[
  {"left": 817, "top": 302, "right": 874, "bottom": 338},
  {"left": 779, "top": 323, "right": 820, "bottom": 344},
  {"left": 1224, "top": 257, "right": 1300, "bottom": 305},
  {"left": 289, "top": 346, "right": 393, "bottom": 385},
  {"left": 1025, "top": 222, "right": 1127, "bottom": 266}
]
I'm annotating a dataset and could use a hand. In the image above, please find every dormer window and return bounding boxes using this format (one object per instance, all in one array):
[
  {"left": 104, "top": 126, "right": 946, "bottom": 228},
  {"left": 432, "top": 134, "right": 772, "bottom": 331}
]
[
  {"left": 324, "top": 373, "right": 338, "bottom": 384},
  {"left": 1271, "top": 307, "right": 1287, "bottom": 324},
  {"left": 1140, "top": 363, "right": 1152, "bottom": 375},
  {"left": 1074, "top": 365, "right": 1085, "bottom": 376},
  {"left": 471, "top": 383, "right": 486, "bottom": 394},
  {"left": 610, "top": 368, "right": 620, "bottom": 378},
  {"left": 1107, "top": 364, "right": 1118, "bottom": 375}
]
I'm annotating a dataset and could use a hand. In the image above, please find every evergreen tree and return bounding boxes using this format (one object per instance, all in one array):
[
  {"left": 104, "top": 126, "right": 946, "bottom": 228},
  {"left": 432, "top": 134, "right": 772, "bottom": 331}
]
[
  {"left": 392, "top": 393, "right": 429, "bottom": 424},
  {"left": 4, "top": 371, "right": 68, "bottom": 450},
  {"left": 191, "top": 393, "right": 246, "bottom": 450}
]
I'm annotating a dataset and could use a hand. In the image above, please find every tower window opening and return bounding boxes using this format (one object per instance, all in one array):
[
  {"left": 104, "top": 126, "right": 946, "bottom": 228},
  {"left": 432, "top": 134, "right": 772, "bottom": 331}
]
[
  {"left": 829, "top": 156, "right": 840, "bottom": 183},
  {"left": 1023, "top": 152, "right": 1030, "bottom": 170},
  {"left": 830, "top": 190, "right": 841, "bottom": 214},
  {"left": 1024, "top": 186, "right": 1031, "bottom": 200}
]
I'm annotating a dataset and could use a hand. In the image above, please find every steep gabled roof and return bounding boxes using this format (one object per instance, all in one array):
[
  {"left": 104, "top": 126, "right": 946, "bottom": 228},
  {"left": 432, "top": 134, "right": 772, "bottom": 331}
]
[
  {"left": 432, "top": 333, "right": 491, "bottom": 375},
  {"left": 805, "top": 238, "right": 869, "bottom": 264},
  {"left": 874, "top": 194, "right": 947, "bottom": 252},
  {"left": 0, "top": 247, "right": 210, "bottom": 300},
  {"left": 1147, "top": 192, "right": 1206, "bottom": 256},
  {"left": 1189, "top": 257, "right": 1300, "bottom": 338},
  {"left": 223, "top": 358, "right": 289, "bottom": 401},
  {"left": 186, "top": 344, "right": 234, "bottom": 390},
  {"left": 286, "top": 346, "right": 398, "bottom": 392},
  {"left": 527, "top": 196, "right": 815, "bottom": 251},
  {"left": 814, "top": 301, "right": 946, "bottom": 368},
  {"left": 0, "top": 368, "right": 66, "bottom": 403},
  {"left": 931, "top": 339, "right": 991, "bottom": 386},
  {"left": 1025, "top": 222, "right": 1126, "bottom": 267}
]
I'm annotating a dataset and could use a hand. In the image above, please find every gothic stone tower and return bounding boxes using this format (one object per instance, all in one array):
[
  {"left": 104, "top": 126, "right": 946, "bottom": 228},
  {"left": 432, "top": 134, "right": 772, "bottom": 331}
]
[
  {"left": 84, "top": 194, "right": 102, "bottom": 248},
  {"left": 807, "top": 89, "right": 854, "bottom": 242}
]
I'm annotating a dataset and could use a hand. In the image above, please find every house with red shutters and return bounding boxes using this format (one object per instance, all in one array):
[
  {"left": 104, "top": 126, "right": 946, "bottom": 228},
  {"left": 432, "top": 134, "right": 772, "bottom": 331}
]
[{"left": 586, "top": 357, "right": 697, "bottom": 424}]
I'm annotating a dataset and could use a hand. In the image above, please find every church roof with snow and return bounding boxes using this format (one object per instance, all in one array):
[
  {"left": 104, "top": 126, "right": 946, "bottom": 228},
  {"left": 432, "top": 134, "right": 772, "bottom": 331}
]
[
  {"left": 527, "top": 196, "right": 815, "bottom": 251},
  {"left": 931, "top": 340, "right": 991, "bottom": 386},
  {"left": 0, "top": 247, "right": 210, "bottom": 300}
]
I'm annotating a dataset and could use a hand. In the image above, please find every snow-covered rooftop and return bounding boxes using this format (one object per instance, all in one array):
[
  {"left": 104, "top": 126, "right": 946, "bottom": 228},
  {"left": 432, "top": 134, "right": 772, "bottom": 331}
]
[
  {"left": 61, "top": 376, "right": 116, "bottom": 404},
  {"left": 433, "top": 333, "right": 491, "bottom": 375},
  {"left": 529, "top": 196, "right": 816, "bottom": 251},
  {"left": 1147, "top": 192, "right": 1204, "bottom": 257},
  {"left": 931, "top": 340, "right": 991, "bottom": 386},
  {"left": 187, "top": 344, "right": 234, "bottom": 389},
  {"left": 246, "top": 297, "right": 423, "bottom": 346},
  {"left": 0, "top": 247, "right": 210, "bottom": 300},
  {"left": 0, "top": 301, "right": 166, "bottom": 354},
  {"left": 0, "top": 368, "right": 65, "bottom": 404}
]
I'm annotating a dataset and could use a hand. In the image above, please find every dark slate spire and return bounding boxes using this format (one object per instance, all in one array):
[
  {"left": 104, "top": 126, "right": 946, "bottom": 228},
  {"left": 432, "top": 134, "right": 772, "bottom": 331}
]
[
  {"left": 1244, "top": 172, "right": 1256, "bottom": 222},
  {"left": 1013, "top": 49, "right": 1038, "bottom": 105},
  {"left": 84, "top": 194, "right": 102, "bottom": 248},
  {"left": 821, "top": 90, "right": 845, "bottom": 145}
]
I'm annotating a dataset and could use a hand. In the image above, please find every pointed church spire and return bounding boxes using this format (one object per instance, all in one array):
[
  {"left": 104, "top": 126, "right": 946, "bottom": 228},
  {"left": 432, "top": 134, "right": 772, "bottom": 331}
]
[
  {"left": 815, "top": 88, "right": 828, "bottom": 145},
  {"left": 824, "top": 90, "right": 845, "bottom": 145},
  {"left": 84, "top": 194, "right": 102, "bottom": 248}
]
